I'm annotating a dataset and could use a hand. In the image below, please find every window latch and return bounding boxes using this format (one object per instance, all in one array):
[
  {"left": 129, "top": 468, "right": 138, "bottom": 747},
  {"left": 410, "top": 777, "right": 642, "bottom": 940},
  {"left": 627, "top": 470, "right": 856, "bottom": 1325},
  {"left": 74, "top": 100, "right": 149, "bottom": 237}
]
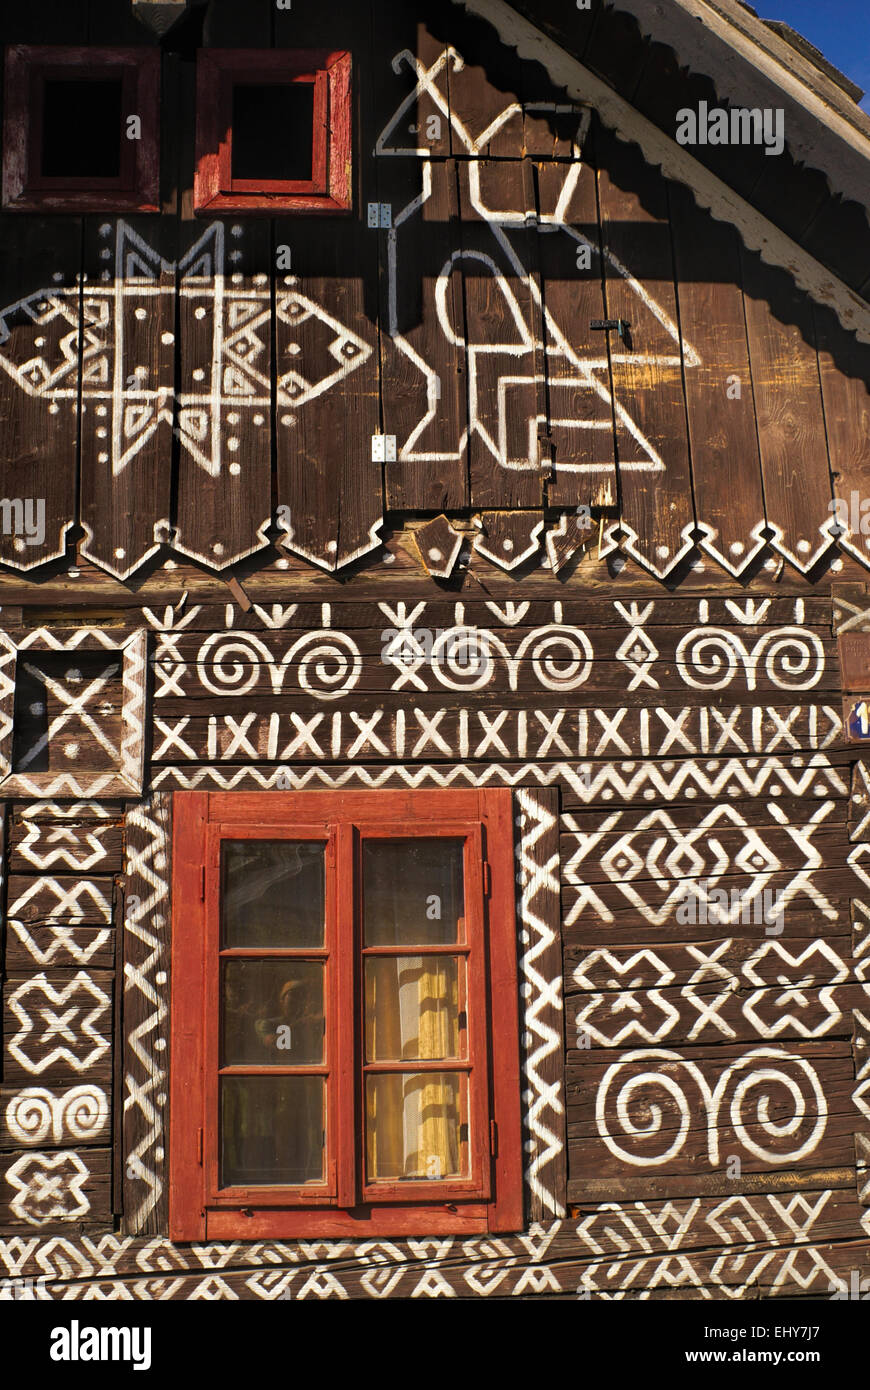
[
  {"left": 589, "top": 317, "right": 631, "bottom": 346},
  {"left": 483, "top": 862, "right": 492, "bottom": 898}
]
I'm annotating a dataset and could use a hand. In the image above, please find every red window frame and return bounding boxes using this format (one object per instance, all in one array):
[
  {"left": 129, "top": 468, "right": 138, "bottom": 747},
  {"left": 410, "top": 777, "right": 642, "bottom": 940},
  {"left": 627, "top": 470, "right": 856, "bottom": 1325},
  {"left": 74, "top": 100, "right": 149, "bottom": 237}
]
[
  {"left": 193, "top": 49, "right": 352, "bottom": 214},
  {"left": 2, "top": 46, "right": 160, "bottom": 212},
  {"left": 169, "top": 789, "right": 523, "bottom": 1240}
]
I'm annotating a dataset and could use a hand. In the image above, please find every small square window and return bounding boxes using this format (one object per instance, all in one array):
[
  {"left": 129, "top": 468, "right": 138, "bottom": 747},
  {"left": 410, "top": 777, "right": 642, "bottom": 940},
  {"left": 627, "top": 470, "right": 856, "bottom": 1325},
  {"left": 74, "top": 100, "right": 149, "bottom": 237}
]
[
  {"left": 194, "top": 49, "right": 352, "bottom": 214},
  {"left": 2, "top": 46, "right": 160, "bottom": 212}
]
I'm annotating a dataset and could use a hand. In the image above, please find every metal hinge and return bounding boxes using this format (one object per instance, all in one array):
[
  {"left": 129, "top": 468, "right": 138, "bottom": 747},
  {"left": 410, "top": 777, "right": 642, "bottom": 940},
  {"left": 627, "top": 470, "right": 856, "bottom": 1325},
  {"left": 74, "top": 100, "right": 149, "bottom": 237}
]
[
  {"left": 197, "top": 1129, "right": 203, "bottom": 1165},
  {"left": 367, "top": 202, "right": 392, "bottom": 228},
  {"left": 483, "top": 862, "right": 492, "bottom": 897},
  {"left": 371, "top": 433, "right": 397, "bottom": 463},
  {"left": 490, "top": 1119, "right": 498, "bottom": 1157}
]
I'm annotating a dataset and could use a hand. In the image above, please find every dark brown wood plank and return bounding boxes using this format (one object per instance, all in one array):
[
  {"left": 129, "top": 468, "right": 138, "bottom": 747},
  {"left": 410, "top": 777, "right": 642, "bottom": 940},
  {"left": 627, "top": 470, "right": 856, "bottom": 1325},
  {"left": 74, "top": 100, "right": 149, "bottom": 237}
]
[
  {"left": 536, "top": 152, "right": 617, "bottom": 510},
  {"left": 3, "top": 970, "right": 114, "bottom": 1083},
  {"left": 78, "top": 217, "right": 176, "bottom": 579},
  {"left": 741, "top": 248, "right": 835, "bottom": 572},
  {"left": 175, "top": 221, "right": 273, "bottom": 570},
  {"left": 9, "top": 817, "right": 123, "bottom": 873},
  {"left": 6, "top": 921, "right": 115, "bottom": 971},
  {"left": 0, "top": 217, "right": 81, "bottom": 569},
  {"left": 121, "top": 792, "right": 172, "bottom": 1235},
  {"left": 458, "top": 160, "right": 546, "bottom": 508},
  {"left": 815, "top": 304, "right": 870, "bottom": 572},
  {"left": 0, "top": 1082, "right": 111, "bottom": 1148},
  {"left": 595, "top": 125, "right": 694, "bottom": 577},
  {"left": 0, "top": 1147, "right": 112, "bottom": 1229},
  {"left": 6, "top": 874, "right": 114, "bottom": 924},
  {"left": 274, "top": 218, "right": 382, "bottom": 570},
  {"left": 378, "top": 156, "right": 469, "bottom": 510},
  {"left": 668, "top": 182, "right": 766, "bottom": 575}
]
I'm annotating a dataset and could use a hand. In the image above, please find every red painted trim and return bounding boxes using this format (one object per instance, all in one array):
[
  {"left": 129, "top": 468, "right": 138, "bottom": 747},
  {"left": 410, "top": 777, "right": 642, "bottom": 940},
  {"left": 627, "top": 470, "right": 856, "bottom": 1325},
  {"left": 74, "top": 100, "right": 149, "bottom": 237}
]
[
  {"left": 193, "top": 48, "right": 352, "bottom": 215},
  {"left": 2, "top": 46, "right": 160, "bottom": 213},
  {"left": 168, "top": 792, "right": 209, "bottom": 1242},
  {"left": 169, "top": 788, "right": 523, "bottom": 1239}
]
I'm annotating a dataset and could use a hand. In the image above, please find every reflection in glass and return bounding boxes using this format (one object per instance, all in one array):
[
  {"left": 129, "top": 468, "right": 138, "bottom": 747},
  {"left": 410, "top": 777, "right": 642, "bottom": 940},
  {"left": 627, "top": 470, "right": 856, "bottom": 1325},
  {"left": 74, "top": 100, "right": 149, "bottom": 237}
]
[
  {"left": 366, "top": 1073, "right": 465, "bottom": 1181},
  {"left": 365, "top": 956, "right": 461, "bottom": 1061},
  {"left": 222, "top": 959, "right": 324, "bottom": 1065},
  {"left": 222, "top": 840, "right": 324, "bottom": 948},
  {"left": 221, "top": 1075, "right": 323, "bottom": 1186},
  {"left": 363, "top": 839, "right": 464, "bottom": 946}
]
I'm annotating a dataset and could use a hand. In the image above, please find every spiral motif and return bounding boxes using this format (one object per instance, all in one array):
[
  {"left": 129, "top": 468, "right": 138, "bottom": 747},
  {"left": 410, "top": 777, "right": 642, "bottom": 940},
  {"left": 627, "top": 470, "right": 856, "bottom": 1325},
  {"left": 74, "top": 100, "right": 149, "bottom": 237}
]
[
  {"left": 431, "top": 626, "right": 507, "bottom": 691},
  {"left": 596, "top": 1049, "right": 826, "bottom": 1168},
  {"left": 728, "top": 1056, "right": 826, "bottom": 1163},
  {"left": 197, "top": 632, "right": 273, "bottom": 697},
  {"left": 596, "top": 1055, "right": 693, "bottom": 1167},
  {"left": 60, "top": 1085, "right": 108, "bottom": 1142},
  {"left": 5, "top": 1085, "right": 107, "bottom": 1145},
  {"left": 5, "top": 1089, "right": 52, "bottom": 1145},
  {"left": 751, "top": 628, "right": 824, "bottom": 692},
  {"left": 514, "top": 625, "right": 593, "bottom": 692},
  {"left": 675, "top": 627, "right": 745, "bottom": 690},
  {"left": 286, "top": 630, "right": 362, "bottom": 701}
]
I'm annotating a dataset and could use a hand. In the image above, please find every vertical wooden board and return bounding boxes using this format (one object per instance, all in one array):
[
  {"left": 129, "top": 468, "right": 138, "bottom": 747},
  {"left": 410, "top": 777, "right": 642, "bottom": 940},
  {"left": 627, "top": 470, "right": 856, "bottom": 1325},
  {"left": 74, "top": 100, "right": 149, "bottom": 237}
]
[
  {"left": 741, "top": 247, "right": 835, "bottom": 572},
  {"left": 79, "top": 217, "right": 176, "bottom": 579},
  {"left": 175, "top": 220, "right": 273, "bottom": 570},
  {"left": 668, "top": 183, "right": 767, "bottom": 575},
  {"left": 432, "top": 2, "right": 525, "bottom": 158},
  {"left": 459, "top": 159, "right": 545, "bottom": 509},
  {"left": 0, "top": 217, "right": 81, "bottom": 568},
  {"left": 535, "top": 155, "right": 617, "bottom": 509},
  {"left": 202, "top": 0, "right": 272, "bottom": 44},
  {"left": 122, "top": 793, "right": 171, "bottom": 1236},
  {"left": 594, "top": 126, "right": 695, "bottom": 577},
  {"left": 377, "top": 156, "right": 470, "bottom": 510},
  {"left": 516, "top": 787, "right": 566, "bottom": 1222},
  {"left": 814, "top": 305, "right": 870, "bottom": 574},
  {"left": 274, "top": 216, "right": 383, "bottom": 570},
  {"left": 368, "top": 7, "right": 454, "bottom": 159}
]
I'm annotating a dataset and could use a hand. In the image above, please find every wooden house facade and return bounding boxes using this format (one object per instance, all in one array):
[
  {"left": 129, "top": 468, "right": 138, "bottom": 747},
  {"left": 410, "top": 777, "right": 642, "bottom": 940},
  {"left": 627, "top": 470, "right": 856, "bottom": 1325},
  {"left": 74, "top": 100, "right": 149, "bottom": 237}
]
[{"left": 0, "top": 0, "right": 869, "bottom": 1300}]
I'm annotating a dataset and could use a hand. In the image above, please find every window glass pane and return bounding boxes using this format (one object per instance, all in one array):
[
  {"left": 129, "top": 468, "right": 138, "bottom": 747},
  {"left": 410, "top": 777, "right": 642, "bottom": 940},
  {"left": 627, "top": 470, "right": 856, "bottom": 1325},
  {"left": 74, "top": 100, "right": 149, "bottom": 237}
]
[
  {"left": 221, "top": 1075, "right": 323, "bottom": 1186},
  {"left": 365, "top": 1073, "right": 466, "bottom": 1181},
  {"left": 222, "top": 960, "right": 324, "bottom": 1065},
  {"left": 363, "top": 839, "right": 464, "bottom": 946},
  {"left": 231, "top": 83, "right": 315, "bottom": 181},
  {"left": 42, "top": 79, "right": 123, "bottom": 178},
  {"left": 222, "top": 840, "right": 324, "bottom": 948},
  {"left": 365, "top": 956, "right": 462, "bottom": 1061}
]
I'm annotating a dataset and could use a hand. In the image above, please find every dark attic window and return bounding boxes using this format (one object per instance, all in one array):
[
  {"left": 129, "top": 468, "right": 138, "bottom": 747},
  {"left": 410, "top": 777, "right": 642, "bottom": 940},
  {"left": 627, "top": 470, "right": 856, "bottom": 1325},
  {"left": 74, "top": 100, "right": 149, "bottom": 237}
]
[
  {"left": 2, "top": 46, "right": 160, "bottom": 212},
  {"left": 195, "top": 49, "right": 352, "bottom": 213}
]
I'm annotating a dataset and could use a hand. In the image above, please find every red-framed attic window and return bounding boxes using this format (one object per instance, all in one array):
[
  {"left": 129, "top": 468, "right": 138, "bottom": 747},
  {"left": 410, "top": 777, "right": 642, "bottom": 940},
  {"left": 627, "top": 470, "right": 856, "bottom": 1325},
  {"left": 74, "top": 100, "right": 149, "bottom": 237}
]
[
  {"left": 194, "top": 49, "right": 352, "bottom": 214},
  {"left": 169, "top": 789, "right": 523, "bottom": 1240},
  {"left": 2, "top": 46, "right": 160, "bottom": 212}
]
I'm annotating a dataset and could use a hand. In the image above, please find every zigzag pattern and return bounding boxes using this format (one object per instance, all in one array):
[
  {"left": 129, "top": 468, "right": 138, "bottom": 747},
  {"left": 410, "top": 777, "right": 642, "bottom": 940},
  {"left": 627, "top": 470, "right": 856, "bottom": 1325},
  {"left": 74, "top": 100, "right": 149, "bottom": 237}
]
[
  {"left": 517, "top": 790, "right": 565, "bottom": 1218},
  {"left": 123, "top": 798, "right": 170, "bottom": 1232}
]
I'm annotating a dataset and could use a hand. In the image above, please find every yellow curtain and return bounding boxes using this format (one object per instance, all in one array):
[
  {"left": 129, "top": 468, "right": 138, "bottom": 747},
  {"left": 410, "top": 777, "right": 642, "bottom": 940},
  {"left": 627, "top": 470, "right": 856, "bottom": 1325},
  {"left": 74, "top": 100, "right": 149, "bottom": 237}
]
[{"left": 365, "top": 957, "right": 461, "bottom": 1180}]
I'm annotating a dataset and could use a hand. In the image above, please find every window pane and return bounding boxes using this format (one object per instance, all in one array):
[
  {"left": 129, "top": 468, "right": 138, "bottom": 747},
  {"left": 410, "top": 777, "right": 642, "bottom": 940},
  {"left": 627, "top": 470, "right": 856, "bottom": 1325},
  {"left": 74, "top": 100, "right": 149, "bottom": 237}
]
[
  {"left": 231, "top": 83, "right": 315, "bottom": 182},
  {"left": 221, "top": 1075, "right": 323, "bottom": 1186},
  {"left": 363, "top": 839, "right": 464, "bottom": 946},
  {"left": 366, "top": 1073, "right": 466, "bottom": 1181},
  {"left": 222, "top": 960, "right": 324, "bottom": 1065},
  {"left": 42, "top": 79, "right": 123, "bottom": 178},
  {"left": 222, "top": 840, "right": 324, "bottom": 948},
  {"left": 365, "top": 956, "right": 462, "bottom": 1061}
]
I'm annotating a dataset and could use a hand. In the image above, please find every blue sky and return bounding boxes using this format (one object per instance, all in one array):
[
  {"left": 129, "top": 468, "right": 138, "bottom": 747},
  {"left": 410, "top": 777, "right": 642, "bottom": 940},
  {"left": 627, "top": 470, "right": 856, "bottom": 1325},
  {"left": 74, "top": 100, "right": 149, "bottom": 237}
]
[{"left": 758, "top": 1, "right": 870, "bottom": 112}]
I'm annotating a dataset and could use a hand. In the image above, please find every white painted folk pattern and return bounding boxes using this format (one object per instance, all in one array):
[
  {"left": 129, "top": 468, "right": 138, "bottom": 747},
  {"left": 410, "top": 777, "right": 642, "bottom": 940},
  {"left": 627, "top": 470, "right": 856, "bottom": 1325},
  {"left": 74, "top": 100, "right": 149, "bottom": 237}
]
[
  {"left": 596, "top": 1047, "right": 827, "bottom": 1168},
  {"left": 0, "top": 1196, "right": 859, "bottom": 1297},
  {"left": 573, "top": 941, "right": 856, "bottom": 1045},
  {"left": 516, "top": 789, "right": 565, "bottom": 1218},
  {"left": 5, "top": 1153, "right": 92, "bottom": 1227},
  {"left": 562, "top": 801, "right": 842, "bottom": 927},
  {"left": 7, "top": 973, "right": 112, "bottom": 1076},
  {"left": 5, "top": 1086, "right": 109, "bottom": 1146},
  {"left": 123, "top": 799, "right": 171, "bottom": 1233}
]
